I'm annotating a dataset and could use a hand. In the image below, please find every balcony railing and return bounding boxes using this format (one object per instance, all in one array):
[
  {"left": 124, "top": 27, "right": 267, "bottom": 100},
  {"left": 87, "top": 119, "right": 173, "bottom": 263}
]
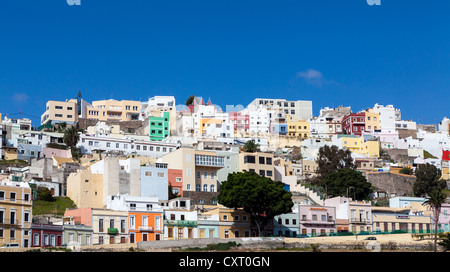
[
  {"left": 350, "top": 218, "right": 371, "bottom": 224},
  {"left": 107, "top": 228, "right": 119, "bottom": 235},
  {"left": 164, "top": 220, "right": 197, "bottom": 228},
  {"left": 300, "top": 219, "right": 335, "bottom": 224},
  {"left": 139, "top": 226, "right": 154, "bottom": 232}
]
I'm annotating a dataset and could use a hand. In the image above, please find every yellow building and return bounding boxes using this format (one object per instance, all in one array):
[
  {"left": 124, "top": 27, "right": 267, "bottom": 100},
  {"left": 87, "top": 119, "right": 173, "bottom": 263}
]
[
  {"left": 287, "top": 119, "right": 310, "bottom": 139},
  {"left": 364, "top": 109, "right": 381, "bottom": 132},
  {"left": 0, "top": 180, "right": 33, "bottom": 248},
  {"left": 86, "top": 99, "right": 141, "bottom": 122},
  {"left": 205, "top": 206, "right": 251, "bottom": 238},
  {"left": 340, "top": 135, "right": 380, "bottom": 158},
  {"left": 41, "top": 100, "right": 78, "bottom": 125}
]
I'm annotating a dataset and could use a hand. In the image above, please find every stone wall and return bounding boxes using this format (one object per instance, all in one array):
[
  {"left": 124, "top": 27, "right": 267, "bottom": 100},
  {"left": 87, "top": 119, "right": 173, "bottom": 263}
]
[{"left": 364, "top": 172, "right": 416, "bottom": 196}]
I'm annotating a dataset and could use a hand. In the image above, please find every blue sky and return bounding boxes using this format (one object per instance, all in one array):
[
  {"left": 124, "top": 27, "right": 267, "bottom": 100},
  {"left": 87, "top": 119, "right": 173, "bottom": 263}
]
[{"left": 0, "top": 0, "right": 449, "bottom": 126}]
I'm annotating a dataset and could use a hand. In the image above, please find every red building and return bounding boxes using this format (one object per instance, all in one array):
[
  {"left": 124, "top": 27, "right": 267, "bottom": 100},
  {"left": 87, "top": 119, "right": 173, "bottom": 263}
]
[
  {"left": 168, "top": 169, "right": 183, "bottom": 197},
  {"left": 443, "top": 150, "right": 450, "bottom": 161},
  {"left": 342, "top": 112, "right": 366, "bottom": 136},
  {"left": 31, "top": 223, "right": 64, "bottom": 248}
]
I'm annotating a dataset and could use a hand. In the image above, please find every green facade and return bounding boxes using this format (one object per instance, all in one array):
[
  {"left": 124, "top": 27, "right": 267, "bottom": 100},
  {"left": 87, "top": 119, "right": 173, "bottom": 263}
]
[{"left": 149, "top": 111, "right": 170, "bottom": 141}]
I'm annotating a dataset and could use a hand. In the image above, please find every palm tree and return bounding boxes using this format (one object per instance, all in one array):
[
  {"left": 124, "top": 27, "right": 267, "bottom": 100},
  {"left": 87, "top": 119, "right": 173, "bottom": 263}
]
[
  {"left": 63, "top": 126, "right": 80, "bottom": 148},
  {"left": 424, "top": 189, "right": 448, "bottom": 252}
]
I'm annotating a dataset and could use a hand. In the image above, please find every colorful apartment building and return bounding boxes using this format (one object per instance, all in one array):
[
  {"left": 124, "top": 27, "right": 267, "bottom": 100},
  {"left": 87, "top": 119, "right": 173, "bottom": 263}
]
[
  {"left": 163, "top": 198, "right": 198, "bottom": 240},
  {"left": 168, "top": 169, "right": 183, "bottom": 197},
  {"left": 229, "top": 111, "right": 250, "bottom": 134},
  {"left": 86, "top": 99, "right": 141, "bottom": 122},
  {"left": 160, "top": 147, "right": 225, "bottom": 192},
  {"left": 287, "top": 118, "right": 310, "bottom": 139},
  {"left": 298, "top": 205, "right": 337, "bottom": 237},
  {"left": 342, "top": 112, "right": 365, "bottom": 136},
  {"left": 149, "top": 111, "right": 170, "bottom": 141},
  {"left": 107, "top": 195, "right": 164, "bottom": 242},
  {"left": 31, "top": 223, "right": 64, "bottom": 248},
  {"left": 0, "top": 180, "right": 33, "bottom": 248},
  {"left": 336, "top": 134, "right": 380, "bottom": 158},
  {"left": 217, "top": 206, "right": 251, "bottom": 238}
]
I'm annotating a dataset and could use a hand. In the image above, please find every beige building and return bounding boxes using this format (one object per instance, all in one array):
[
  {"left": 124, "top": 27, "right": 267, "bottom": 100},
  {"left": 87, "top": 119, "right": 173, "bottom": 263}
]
[
  {"left": 86, "top": 99, "right": 141, "bottom": 122},
  {"left": 41, "top": 100, "right": 78, "bottom": 125},
  {"left": 371, "top": 202, "right": 433, "bottom": 234},
  {"left": 238, "top": 151, "right": 275, "bottom": 180},
  {"left": 301, "top": 159, "right": 318, "bottom": 179},
  {"left": 0, "top": 180, "right": 33, "bottom": 248},
  {"left": 67, "top": 167, "right": 104, "bottom": 209},
  {"left": 160, "top": 147, "right": 224, "bottom": 192},
  {"left": 91, "top": 208, "right": 128, "bottom": 244},
  {"left": 67, "top": 157, "right": 141, "bottom": 209}
]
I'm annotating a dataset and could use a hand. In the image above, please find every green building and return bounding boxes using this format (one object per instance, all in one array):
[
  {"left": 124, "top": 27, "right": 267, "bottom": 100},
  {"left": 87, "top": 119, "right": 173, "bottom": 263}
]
[{"left": 149, "top": 111, "right": 170, "bottom": 141}]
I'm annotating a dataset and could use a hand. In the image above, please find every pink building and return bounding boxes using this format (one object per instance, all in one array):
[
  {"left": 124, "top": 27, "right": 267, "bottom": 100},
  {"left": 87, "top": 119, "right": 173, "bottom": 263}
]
[
  {"left": 64, "top": 208, "right": 92, "bottom": 226},
  {"left": 43, "top": 147, "right": 72, "bottom": 159},
  {"left": 229, "top": 112, "right": 249, "bottom": 133},
  {"left": 298, "top": 205, "right": 337, "bottom": 236},
  {"left": 438, "top": 204, "right": 450, "bottom": 233}
]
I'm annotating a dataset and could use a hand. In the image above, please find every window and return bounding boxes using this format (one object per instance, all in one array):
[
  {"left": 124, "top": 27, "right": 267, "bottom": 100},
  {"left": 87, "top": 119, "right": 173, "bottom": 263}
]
[
  {"left": 211, "top": 172, "right": 215, "bottom": 179},
  {"left": 10, "top": 192, "right": 16, "bottom": 202},
  {"left": 259, "top": 156, "right": 265, "bottom": 164},
  {"left": 99, "top": 219, "right": 104, "bottom": 232},
  {"left": 266, "top": 170, "right": 273, "bottom": 177},
  {"left": 203, "top": 184, "right": 208, "bottom": 192},
  {"left": 259, "top": 170, "right": 265, "bottom": 176},
  {"left": 210, "top": 185, "right": 215, "bottom": 192},
  {"left": 145, "top": 171, "right": 152, "bottom": 177},
  {"left": 266, "top": 157, "right": 272, "bottom": 165},
  {"left": 157, "top": 172, "right": 165, "bottom": 178},
  {"left": 0, "top": 191, "right": 4, "bottom": 201}
]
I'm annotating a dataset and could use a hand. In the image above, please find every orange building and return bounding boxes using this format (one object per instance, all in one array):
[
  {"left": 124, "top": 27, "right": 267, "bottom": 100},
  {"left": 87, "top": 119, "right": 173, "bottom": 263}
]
[
  {"left": 107, "top": 195, "right": 164, "bottom": 243},
  {"left": 128, "top": 209, "right": 163, "bottom": 242},
  {"left": 168, "top": 169, "right": 183, "bottom": 197}
]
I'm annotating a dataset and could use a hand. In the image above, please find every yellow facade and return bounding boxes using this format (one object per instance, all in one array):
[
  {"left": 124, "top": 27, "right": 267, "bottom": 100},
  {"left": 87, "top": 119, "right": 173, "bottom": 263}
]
[
  {"left": 3, "top": 147, "right": 18, "bottom": 160},
  {"left": 67, "top": 168, "right": 104, "bottom": 209},
  {"left": 86, "top": 99, "right": 141, "bottom": 122},
  {"left": 0, "top": 181, "right": 33, "bottom": 248},
  {"left": 365, "top": 110, "right": 380, "bottom": 132},
  {"left": 341, "top": 136, "right": 380, "bottom": 158},
  {"left": 287, "top": 119, "right": 310, "bottom": 139},
  {"left": 217, "top": 207, "right": 251, "bottom": 238},
  {"left": 238, "top": 151, "right": 275, "bottom": 180}
]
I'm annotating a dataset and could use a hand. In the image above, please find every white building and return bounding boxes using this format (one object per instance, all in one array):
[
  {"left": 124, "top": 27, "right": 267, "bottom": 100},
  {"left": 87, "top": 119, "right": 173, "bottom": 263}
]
[
  {"left": 248, "top": 98, "right": 313, "bottom": 121},
  {"left": 78, "top": 133, "right": 178, "bottom": 157},
  {"left": 372, "top": 104, "right": 398, "bottom": 133},
  {"left": 246, "top": 104, "right": 270, "bottom": 134},
  {"left": 162, "top": 198, "right": 198, "bottom": 240}
]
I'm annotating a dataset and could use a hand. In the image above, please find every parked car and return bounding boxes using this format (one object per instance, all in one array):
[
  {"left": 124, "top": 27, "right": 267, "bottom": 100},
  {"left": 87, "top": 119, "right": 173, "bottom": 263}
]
[
  {"left": 364, "top": 236, "right": 377, "bottom": 240},
  {"left": 0, "top": 243, "right": 20, "bottom": 248}
]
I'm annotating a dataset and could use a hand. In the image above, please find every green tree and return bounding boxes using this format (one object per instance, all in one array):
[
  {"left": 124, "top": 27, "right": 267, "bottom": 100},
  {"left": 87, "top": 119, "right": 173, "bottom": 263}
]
[
  {"left": 218, "top": 171, "right": 293, "bottom": 236},
  {"left": 37, "top": 187, "right": 55, "bottom": 202},
  {"left": 424, "top": 189, "right": 448, "bottom": 252},
  {"left": 243, "top": 140, "right": 260, "bottom": 153},
  {"left": 185, "top": 95, "right": 195, "bottom": 106},
  {"left": 320, "top": 168, "right": 373, "bottom": 200},
  {"left": 413, "top": 163, "right": 446, "bottom": 197},
  {"left": 316, "top": 145, "right": 355, "bottom": 179},
  {"left": 399, "top": 167, "right": 413, "bottom": 175}
]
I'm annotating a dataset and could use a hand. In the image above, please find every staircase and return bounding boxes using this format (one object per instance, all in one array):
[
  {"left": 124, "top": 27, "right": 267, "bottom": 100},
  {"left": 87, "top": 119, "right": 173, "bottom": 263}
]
[{"left": 291, "top": 183, "right": 324, "bottom": 205}]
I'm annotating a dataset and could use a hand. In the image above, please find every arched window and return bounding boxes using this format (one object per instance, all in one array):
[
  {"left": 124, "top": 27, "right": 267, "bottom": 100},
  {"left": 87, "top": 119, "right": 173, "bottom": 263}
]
[
  {"left": 210, "top": 185, "right": 215, "bottom": 192},
  {"left": 203, "top": 184, "right": 208, "bottom": 192}
]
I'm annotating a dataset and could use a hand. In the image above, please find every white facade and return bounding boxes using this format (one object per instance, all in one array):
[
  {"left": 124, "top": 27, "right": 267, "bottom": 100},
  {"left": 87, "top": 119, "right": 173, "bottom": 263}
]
[
  {"left": 78, "top": 134, "right": 178, "bottom": 157},
  {"left": 246, "top": 105, "right": 270, "bottom": 134},
  {"left": 309, "top": 117, "right": 329, "bottom": 139},
  {"left": 248, "top": 98, "right": 313, "bottom": 121},
  {"left": 106, "top": 194, "right": 163, "bottom": 213},
  {"left": 372, "top": 104, "right": 397, "bottom": 133}
]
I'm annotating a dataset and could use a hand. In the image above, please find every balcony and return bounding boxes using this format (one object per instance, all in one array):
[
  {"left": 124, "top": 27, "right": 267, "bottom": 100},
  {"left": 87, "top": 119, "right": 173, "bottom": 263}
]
[
  {"left": 300, "top": 219, "right": 335, "bottom": 225},
  {"left": 164, "top": 220, "right": 197, "bottom": 228},
  {"left": 350, "top": 218, "right": 371, "bottom": 225},
  {"left": 0, "top": 219, "right": 21, "bottom": 227},
  {"left": 139, "top": 226, "right": 154, "bottom": 232},
  {"left": 107, "top": 228, "right": 119, "bottom": 235}
]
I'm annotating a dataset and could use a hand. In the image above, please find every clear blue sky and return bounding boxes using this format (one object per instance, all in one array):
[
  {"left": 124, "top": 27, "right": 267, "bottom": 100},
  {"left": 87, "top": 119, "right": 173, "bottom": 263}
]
[{"left": 0, "top": 0, "right": 449, "bottom": 126}]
